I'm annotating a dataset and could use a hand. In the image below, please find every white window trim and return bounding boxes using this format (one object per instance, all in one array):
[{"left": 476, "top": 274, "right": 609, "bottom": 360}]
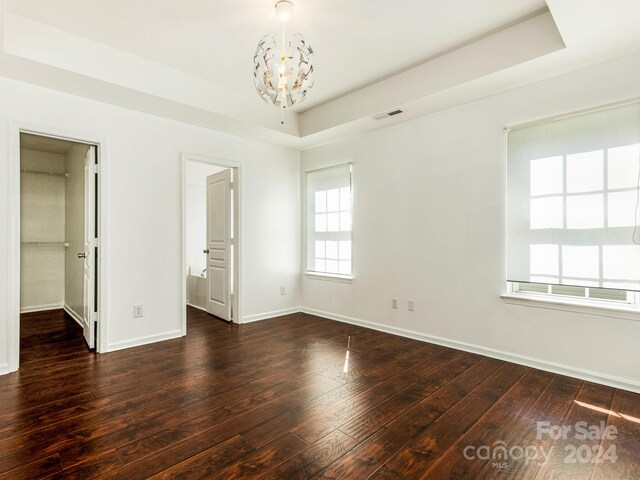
[
  {"left": 305, "top": 271, "right": 353, "bottom": 283},
  {"left": 502, "top": 283, "right": 640, "bottom": 321}
]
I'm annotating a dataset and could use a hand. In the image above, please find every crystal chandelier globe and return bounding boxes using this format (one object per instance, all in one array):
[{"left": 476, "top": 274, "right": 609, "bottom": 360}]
[{"left": 253, "top": 1, "right": 314, "bottom": 122}]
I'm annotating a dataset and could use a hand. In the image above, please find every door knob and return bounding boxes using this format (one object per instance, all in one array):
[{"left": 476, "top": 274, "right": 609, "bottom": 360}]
[
  {"left": 78, "top": 252, "right": 87, "bottom": 259},
  {"left": 203, "top": 249, "right": 209, "bottom": 254}
]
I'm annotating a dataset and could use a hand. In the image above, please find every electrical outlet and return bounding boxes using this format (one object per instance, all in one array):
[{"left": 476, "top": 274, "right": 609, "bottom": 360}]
[
  {"left": 280, "top": 285, "right": 286, "bottom": 295},
  {"left": 391, "top": 298, "right": 398, "bottom": 309},
  {"left": 408, "top": 300, "right": 415, "bottom": 312},
  {"left": 133, "top": 304, "right": 143, "bottom": 318}
]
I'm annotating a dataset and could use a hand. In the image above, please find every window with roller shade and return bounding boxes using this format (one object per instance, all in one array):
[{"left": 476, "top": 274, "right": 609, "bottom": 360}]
[
  {"left": 506, "top": 101, "right": 640, "bottom": 305},
  {"left": 306, "top": 164, "right": 352, "bottom": 277}
]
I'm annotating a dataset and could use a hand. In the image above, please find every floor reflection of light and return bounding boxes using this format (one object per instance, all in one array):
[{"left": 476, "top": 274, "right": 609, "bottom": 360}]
[
  {"left": 574, "top": 400, "right": 640, "bottom": 424},
  {"left": 620, "top": 413, "right": 640, "bottom": 424},
  {"left": 343, "top": 336, "right": 351, "bottom": 373}
]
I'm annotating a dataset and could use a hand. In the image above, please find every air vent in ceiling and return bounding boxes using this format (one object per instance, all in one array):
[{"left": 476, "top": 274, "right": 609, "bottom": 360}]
[{"left": 371, "top": 109, "right": 404, "bottom": 121}]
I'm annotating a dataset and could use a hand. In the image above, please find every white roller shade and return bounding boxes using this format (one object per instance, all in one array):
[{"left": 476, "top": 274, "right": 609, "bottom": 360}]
[
  {"left": 306, "top": 164, "right": 352, "bottom": 276},
  {"left": 507, "top": 102, "right": 640, "bottom": 291}
]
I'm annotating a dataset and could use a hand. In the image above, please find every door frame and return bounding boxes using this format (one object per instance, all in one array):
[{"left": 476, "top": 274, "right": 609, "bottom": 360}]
[
  {"left": 7, "top": 122, "right": 108, "bottom": 373},
  {"left": 180, "top": 153, "right": 242, "bottom": 333}
]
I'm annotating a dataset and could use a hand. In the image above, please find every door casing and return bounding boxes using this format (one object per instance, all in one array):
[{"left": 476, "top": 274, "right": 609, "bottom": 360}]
[{"left": 6, "top": 122, "right": 108, "bottom": 373}]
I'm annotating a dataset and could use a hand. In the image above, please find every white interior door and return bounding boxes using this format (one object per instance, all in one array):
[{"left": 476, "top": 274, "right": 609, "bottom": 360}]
[
  {"left": 81, "top": 146, "right": 96, "bottom": 348},
  {"left": 205, "top": 169, "right": 232, "bottom": 320}
]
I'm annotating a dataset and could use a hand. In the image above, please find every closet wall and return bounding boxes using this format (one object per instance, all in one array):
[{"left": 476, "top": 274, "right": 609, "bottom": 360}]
[
  {"left": 20, "top": 148, "right": 66, "bottom": 311},
  {"left": 20, "top": 141, "right": 88, "bottom": 315}
]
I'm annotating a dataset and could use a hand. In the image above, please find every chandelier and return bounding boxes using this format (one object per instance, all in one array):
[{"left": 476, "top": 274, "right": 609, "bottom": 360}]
[{"left": 253, "top": 0, "right": 314, "bottom": 124}]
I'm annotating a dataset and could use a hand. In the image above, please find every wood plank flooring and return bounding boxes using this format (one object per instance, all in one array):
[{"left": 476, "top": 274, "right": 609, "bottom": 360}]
[{"left": 0, "top": 307, "right": 638, "bottom": 479}]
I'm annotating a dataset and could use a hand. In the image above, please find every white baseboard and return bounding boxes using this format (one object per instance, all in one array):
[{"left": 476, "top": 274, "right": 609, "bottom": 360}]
[
  {"left": 107, "top": 329, "right": 183, "bottom": 353},
  {"left": 186, "top": 302, "right": 207, "bottom": 312},
  {"left": 0, "top": 363, "right": 9, "bottom": 376},
  {"left": 20, "top": 303, "right": 64, "bottom": 313},
  {"left": 300, "top": 307, "right": 640, "bottom": 395},
  {"left": 242, "top": 307, "right": 301, "bottom": 324},
  {"left": 63, "top": 304, "right": 85, "bottom": 328}
]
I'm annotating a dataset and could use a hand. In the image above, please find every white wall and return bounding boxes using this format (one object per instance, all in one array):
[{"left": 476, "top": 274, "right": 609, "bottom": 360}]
[
  {"left": 1, "top": 77, "right": 300, "bottom": 369},
  {"left": 20, "top": 148, "right": 65, "bottom": 311},
  {"left": 301, "top": 51, "right": 640, "bottom": 391},
  {"left": 185, "top": 162, "right": 227, "bottom": 274},
  {"left": 185, "top": 184, "right": 207, "bottom": 275},
  {"left": 186, "top": 274, "right": 207, "bottom": 310},
  {"left": 64, "top": 143, "right": 89, "bottom": 319}
]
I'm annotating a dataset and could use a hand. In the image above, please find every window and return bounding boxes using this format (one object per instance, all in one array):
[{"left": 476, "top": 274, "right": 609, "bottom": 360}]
[
  {"left": 506, "top": 102, "right": 640, "bottom": 306},
  {"left": 306, "top": 164, "right": 352, "bottom": 277}
]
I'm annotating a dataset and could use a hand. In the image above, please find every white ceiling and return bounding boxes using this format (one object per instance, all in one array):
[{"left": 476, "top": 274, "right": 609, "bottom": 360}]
[
  {"left": 2, "top": 0, "right": 640, "bottom": 150},
  {"left": 6, "top": 0, "right": 546, "bottom": 111}
]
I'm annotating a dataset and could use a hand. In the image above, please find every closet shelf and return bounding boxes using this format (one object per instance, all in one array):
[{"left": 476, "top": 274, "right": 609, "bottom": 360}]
[
  {"left": 21, "top": 241, "right": 69, "bottom": 247},
  {"left": 21, "top": 169, "right": 69, "bottom": 177}
]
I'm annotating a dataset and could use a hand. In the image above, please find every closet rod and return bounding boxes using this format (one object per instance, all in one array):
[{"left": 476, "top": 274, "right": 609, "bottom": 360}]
[{"left": 21, "top": 169, "right": 69, "bottom": 177}]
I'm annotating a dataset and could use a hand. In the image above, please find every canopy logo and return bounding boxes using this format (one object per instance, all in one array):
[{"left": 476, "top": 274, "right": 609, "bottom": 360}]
[{"left": 463, "top": 441, "right": 547, "bottom": 469}]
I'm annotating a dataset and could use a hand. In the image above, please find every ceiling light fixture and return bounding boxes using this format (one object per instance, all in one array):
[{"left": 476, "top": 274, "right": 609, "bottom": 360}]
[{"left": 253, "top": 0, "right": 314, "bottom": 125}]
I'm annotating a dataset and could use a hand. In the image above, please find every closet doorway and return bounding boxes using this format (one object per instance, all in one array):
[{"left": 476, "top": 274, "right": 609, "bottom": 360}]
[{"left": 18, "top": 132, "right": 99, "bottom": 357}]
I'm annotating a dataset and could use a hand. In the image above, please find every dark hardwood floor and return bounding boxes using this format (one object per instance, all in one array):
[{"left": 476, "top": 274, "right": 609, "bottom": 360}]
[{"left": 0, "top": 307, "right": 638, "bottom": 479}]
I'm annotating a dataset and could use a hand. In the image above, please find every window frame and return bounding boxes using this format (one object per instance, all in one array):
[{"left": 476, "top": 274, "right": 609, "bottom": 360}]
[
  {"left": 503, "top": 281, "right": 640, "bottom": 321},
  {"left": 304, "top": 163, "right": 353, "bottom": 281}
]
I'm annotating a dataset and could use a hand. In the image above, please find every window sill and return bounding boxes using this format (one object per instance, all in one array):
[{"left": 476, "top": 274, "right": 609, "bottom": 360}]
[
  {"left": 501, "top": 293, "right": 640, "bottom": 321},
  {"left": 305, "top": 272, "right": 353, "bottom": 283}
]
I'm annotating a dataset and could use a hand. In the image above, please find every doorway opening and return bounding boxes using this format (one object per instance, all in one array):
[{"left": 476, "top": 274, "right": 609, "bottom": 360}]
[
  {"left": 181, "top": 155, "right": 241, "bottom": 332},
  {"left": 18, "top": 132, "right": 99, "bottom": 360}
]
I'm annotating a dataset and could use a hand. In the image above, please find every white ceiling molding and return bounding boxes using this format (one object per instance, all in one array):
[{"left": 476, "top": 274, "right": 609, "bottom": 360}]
[
  {"left": 298, "top": 10, "right": 564, "bottom": 137},
  {"left": 2, "top": 12, "right": 300, "bottom": 136}
]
